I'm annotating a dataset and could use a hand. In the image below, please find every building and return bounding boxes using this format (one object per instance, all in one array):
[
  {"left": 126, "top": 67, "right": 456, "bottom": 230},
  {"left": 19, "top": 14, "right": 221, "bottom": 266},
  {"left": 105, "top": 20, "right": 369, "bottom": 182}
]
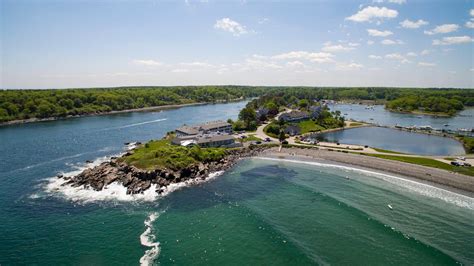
[
  {"left": 279, "top": 111, "right": 310, "bottom": 122},
  {"left": 172, "top": 134, "right": 239, "bottom": 148},
  {"left": 175, "top": 120, "right": 232, "bottom": 136},
  {"left": 196, "top": 135, "right": 237, "bottom": 148},
  {"left": 256, "top": 107, "right": 269, "bottom": 120},
  {"left": 309, "top": 106, "right": 322, "bottom": 119},
  {"left": 284, "top": 125, "right": 301, "bottom": 136}
]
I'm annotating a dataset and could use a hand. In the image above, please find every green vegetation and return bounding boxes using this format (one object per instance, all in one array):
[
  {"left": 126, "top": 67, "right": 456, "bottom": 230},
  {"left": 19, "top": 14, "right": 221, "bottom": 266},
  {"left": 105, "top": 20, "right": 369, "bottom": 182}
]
[
  {"left": 2, "top": 86, "right": 473, "bottom": 123},
  {"left": 386, "top": 95, "right": 464, "bottom": 116},
  {"left": 119, "top": 139, "right": 226, "bottom": 171},
  {"left": 0, "top": 86, "right": 267, "bottom": 123},
  {"left": 372, "top": 148, "right": 406, "bottom": 154},
  {"left": 297, "top": 120, "right": 325, "bottom": 134},
  {"left": 264, "top": 122, "right": 280, "bottom": 138},
  {"left": 239, "top": 134, "right": 262, "bottom": 143},
  {"left": 363, "top": 153, "right": 474, "bottom": 177},
  {"left": 348, "top": 122, "right": 364, "bottom": 127},
  {"left": 456, "top": 136, "right": 474, "bottom": 154}
]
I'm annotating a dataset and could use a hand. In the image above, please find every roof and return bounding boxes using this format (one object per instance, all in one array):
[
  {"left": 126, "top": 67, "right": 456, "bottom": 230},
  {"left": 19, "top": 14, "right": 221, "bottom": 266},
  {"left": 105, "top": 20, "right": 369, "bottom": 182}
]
[
  {"left": 196, "top": 134, "right": 235, "bottom": 144},
  {"left": 281, "top": 111, "right": 309, "bottom": 119},
  {"left": 199, "top": 120, "right": 231, "bottom": 131},
  {"left": 175, "top": 126, "right": 199, "bottom": 135}
]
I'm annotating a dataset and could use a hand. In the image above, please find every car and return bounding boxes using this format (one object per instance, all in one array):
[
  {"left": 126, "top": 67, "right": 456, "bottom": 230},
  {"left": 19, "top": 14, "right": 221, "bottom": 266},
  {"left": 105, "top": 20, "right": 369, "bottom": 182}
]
[
  {"left": 463, "top": 162, "right": 472, "bottom": 167},
  {"left": 240, "top": 135, "right": 247, "bottom": 139},
  {"left": 265, "top": 137, "right": 271, "bottom": 142},
  {"left": 255, "top": 141, "right": 262, "bottom": 144},
  {"left": 451, "top": 161, "right": 463, "bottom": 166},
  {"left": 456, "top": 156, "right": 466, "bottom": 161}
]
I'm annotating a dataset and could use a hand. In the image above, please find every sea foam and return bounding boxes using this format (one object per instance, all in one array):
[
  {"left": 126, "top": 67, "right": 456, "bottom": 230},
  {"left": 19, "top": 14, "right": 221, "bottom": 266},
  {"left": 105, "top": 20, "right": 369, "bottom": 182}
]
[
  {"left": 139, "top": 212, "right": 161, "bottom": 266},
  {"left": 257, "top": 157, "right": 474, "bottom": 210}
]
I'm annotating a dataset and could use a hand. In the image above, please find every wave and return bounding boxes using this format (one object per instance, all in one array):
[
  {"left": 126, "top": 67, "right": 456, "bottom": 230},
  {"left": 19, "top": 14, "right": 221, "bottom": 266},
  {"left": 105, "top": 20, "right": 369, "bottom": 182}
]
[
  {"left": 140, "top": 212, "right": 162, "bottom": 266},
  {"left": 256, "top": 157, "right": 474, "bottom": 210},
  {"left": 102, "top": 118, "right": 167, "bottom": 131}
]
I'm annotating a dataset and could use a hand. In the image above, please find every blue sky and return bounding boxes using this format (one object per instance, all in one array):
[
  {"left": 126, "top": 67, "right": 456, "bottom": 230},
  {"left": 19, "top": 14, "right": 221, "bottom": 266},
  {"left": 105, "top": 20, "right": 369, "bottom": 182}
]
[{"left": 1, "top": 0, "right": 473, "bottom": 89}]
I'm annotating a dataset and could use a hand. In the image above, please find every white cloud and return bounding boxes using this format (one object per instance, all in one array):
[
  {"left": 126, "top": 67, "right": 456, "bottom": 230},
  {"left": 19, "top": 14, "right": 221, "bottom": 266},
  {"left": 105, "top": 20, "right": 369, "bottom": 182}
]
[
  {"left": 346, "top": 6, "right": 398, "bottom": 22},
  {"left": 214, "top": 18, "right": 248, "bottom": 36},
  {"left": 418, "top": 62, "right": 436, "bottom": 67},
  {"left": 258, "top": 18, "right": 270, "bottom": 24},
  {"left": 244, "top": 58, "right": 282, "bottom": 70},
  {"left": 272, "top": 51, "right": 334, "bottom": 63},
  {"left": 171, "top": 68, "right": 189, "bottom": 73},
  {"left": 372, "top": 0, "right": 406, "bottom": 4},
  {"left": 133, "top": 59, "right": 163, "bottom": 66},
  {"left": 348, "top": 42, "right": 360, "bottom": 47},
  {"left": 179, "top": 62, "right": 214, "bottom": 68},
  {"left": 424, "top": 24, "right": 459, "bottom": 35},
  {"left": 369, "top": 55, "right": 382, "bottom": 59},
  {"left": 432, "top": 36, "right": 473, "bottom": 45},
  {"left": 335, "top": 62, "right": 364, "bottom": 70},
  {"left": 466, "top": 21, "right": 474, "bottom": 29},
  {"left": 406, "top": 52, "right": 417, "bottom": 57},
  {"left": 286, "top": 61, "right": 306, "bottom": 68},
  {"left": 367, "top": 29, "right": 393, "bottom": 37},
  {"left": 471, "top": 9, "right": 474, "bottom": 16},
  {"left": 367, "top": 40, "right": 375, "bottom": 45},
  {"left": 400, "top": 19, "right": 428, "bottom": 29},
  {"left": 388, "top": 0, "right": 406, "bottom": 4},
  {"left": 385, "top": 53, "right": 411, "bottom": 63},
  {"left": 420, "top": 49, "right": 431, "bottom": 55},
  {"left": 321, "top": 44, "right": 355, "bottom": 52},
  {"left": 381, "top": 39, "right": 403, "bottom": 45}
]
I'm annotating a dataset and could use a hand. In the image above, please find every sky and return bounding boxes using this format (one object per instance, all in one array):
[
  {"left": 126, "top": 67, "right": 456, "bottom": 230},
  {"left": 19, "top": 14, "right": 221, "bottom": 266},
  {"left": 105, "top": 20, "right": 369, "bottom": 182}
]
[{"left": 1, "top": 0, "right": 473, "bottom": 89}]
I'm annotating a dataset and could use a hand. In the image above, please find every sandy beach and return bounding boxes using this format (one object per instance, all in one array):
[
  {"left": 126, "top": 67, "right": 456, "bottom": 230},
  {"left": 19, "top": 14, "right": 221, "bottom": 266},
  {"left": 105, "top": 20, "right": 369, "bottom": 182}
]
[{"left": 260, "top": 147, "right": 474, "bottom": 197}]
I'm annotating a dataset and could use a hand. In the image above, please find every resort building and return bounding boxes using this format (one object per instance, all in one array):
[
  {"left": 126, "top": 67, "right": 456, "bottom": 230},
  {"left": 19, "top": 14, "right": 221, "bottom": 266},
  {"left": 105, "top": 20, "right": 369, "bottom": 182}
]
[
  {"left": 279, "top": 111, "right": 310, "bottom": 122},
  {"left": 175, "top": 120, "right": 232, "bottom": 136},
  {"left": 284, "top": 125, "right": 301, "bottom": 136}
]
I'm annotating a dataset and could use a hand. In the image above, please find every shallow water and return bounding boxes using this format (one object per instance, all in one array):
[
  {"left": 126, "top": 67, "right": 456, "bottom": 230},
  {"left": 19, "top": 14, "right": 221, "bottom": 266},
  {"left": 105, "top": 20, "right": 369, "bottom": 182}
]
[{"left": 0, "top": 100, "right": 473, "bottom": 265}]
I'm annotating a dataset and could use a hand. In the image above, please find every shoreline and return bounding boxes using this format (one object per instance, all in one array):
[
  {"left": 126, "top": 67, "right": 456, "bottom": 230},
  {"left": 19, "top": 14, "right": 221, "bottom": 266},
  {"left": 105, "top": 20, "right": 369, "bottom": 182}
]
[
  {"left": 0, "top": 99, "right": 246, "bottom": 127},
  {"left": 260, "top": 147, "right": 474, "bottom": 197}
]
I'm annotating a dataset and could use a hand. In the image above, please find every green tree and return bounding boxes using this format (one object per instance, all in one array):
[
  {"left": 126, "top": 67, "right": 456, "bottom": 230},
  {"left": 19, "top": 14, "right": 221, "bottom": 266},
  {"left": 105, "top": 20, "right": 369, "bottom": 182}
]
[{"left": 238, "top": 106, "right": 257, "bottom": 129}]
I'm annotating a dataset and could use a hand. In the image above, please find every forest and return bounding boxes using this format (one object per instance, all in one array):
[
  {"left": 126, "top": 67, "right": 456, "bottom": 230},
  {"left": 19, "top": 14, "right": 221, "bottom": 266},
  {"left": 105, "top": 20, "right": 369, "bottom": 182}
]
[{"left": 1, "top": 86, "right": 473, "bottom": 123}]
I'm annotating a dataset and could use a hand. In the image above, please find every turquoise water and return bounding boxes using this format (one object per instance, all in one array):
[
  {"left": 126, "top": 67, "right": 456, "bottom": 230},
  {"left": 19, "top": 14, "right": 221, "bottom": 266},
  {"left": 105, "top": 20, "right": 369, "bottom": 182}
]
[
  {"left": 0, "top": 101, "right": 473, "bottom": 265},
  {"left": 317, "top": 126, "right": 466, "bottom": 155}
]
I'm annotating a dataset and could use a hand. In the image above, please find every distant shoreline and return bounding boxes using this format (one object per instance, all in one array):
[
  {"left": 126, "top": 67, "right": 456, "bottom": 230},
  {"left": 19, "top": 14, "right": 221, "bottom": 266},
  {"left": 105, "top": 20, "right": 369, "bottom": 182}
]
[
  {"left": 260, "top": 147, "right": 474, "bottom": 196},
  {"left": 0, "top": 99, "right": 245, "bottom": 127}
]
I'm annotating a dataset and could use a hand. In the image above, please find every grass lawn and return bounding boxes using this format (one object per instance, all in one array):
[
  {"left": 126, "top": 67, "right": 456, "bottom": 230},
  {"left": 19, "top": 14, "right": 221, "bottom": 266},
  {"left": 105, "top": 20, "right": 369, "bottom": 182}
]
[
  {"left": 372, "top": 148, "right": 407, "bottom": 154},
  {"left": 363, "top": 153, "right": 474, "bottom": 177},
  {"left": 348, "top": 122, "right": 364, "bottom": 127},
  {"left": 240, "top": 134, "right": 262, "bottom": 142},
  {"left": 263, "top": 123, "right": 280, "bottom": 138},
  {"left": 297, "top": 120, "right": 326, "bottom": 134},
  {"left": 119, "top": 139, "right": 226, "bottom": 171}
]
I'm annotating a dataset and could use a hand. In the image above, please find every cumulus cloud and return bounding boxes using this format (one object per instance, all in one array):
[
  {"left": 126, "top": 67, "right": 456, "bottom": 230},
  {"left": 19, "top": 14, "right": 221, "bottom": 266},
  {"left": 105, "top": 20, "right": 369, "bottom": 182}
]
[
  {"left": 471, "top": 9, "right": 474, "bottom": 16},
  {"left": 367, "top": 29, "right": 393, "bottom": 37},
  {"left": 214, "top": 18, "right": 248, "bottom": 36},
  {"left": 406, "top": 52, "right": 417, "bottom": 57},
  {"left": 466, "top": 21, "right": 474, "bottom": 29},
  {"left": 346, "top": 6, "right": 398, "bottom": 22},
  {"left": 381, "top": 39, "right": 403, "bottom": 45},
  {"left": 385, "top": 53, "right": 411, "bottom": 63},
  {"left": 418, "top": 62, "right": 436, "bottom": 67},
  {"left": 179, "top": 62, "right": 214, "bottom": 68},
  {"left": 369, "top": 55, "right": 382, "bottom": 59},
  {"left": 272, "top": 51, "right": 334, "bottom": 63},
  {"left": 133, "top": 59, "right": 163, "bottom": 66},
  {"left": 424, "top": 24, "right": 459, "bottom": 35},
  {"left": 432, "top": 36, "right": 473, "bottom": 45},
  {"left": 400, "top": 19, "right": 428, "bottom": 29},
  {"left": 335, "top": 62, "right": 364, "bottom": 70},
  {"left": 367, "top": 40, "right": 375, "bottom": 45},
  {"left": 321, "top": 44, "right": 355, "bottom": 52},
  {"left": 420, "top": 49, "right": 432, "bottom": 55},
  {"left": 372, "top": 0, "right": 406, "bottom": 4}
]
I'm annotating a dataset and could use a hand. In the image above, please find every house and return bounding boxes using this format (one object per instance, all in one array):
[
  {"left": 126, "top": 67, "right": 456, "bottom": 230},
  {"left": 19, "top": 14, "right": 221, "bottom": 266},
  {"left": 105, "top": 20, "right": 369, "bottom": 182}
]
[
  {"left": 172, "top": 133, "right": 240, "bottom": 148},
  {"left": 175, "top": 126, "right": 200, "bottom": 136},
  {"left": 279, "top": 111, "right": 310, "bottom": 122},
  {"left": 175, "top": 120, "right": 232, "bottom": 136},
  {"left": 196, "top": 135, "right": 238, "bottom": 148},
  {"left": 256, "top": 107, "right": 269, "bottom": 120},
  {"left": 309, "top": 106, "right": 322, "bottom": 119},
  {"left": 284, "top": 125, "right": 301, "bottom": 136}
]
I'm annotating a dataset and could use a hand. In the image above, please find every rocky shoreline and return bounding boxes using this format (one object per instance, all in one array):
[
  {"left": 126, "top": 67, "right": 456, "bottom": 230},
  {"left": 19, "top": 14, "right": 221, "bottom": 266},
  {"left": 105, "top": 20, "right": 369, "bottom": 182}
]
[{"left": 59, "top": 145, "right": 271, "bottom": 195}]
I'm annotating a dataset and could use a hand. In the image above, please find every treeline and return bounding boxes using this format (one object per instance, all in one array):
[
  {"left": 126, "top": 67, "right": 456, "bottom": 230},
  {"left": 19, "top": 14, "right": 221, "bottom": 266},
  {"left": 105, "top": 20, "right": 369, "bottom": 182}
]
[
  {"left": 1, "top": 86, "right": 473, "bottom": 123},
  {"left": 0, "top": 86, "right": 268, "bottom": 122},
  {"left": 386, "top": 96, "right": 464, "bottom": 115}
]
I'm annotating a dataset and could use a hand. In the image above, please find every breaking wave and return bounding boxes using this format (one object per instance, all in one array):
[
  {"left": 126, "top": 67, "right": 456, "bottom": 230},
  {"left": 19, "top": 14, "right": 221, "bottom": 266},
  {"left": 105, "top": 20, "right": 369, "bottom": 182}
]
[
  {"left": 102, "top": 118, "right": 167, "bottom": 130},
  {"left": 257, "top": 157, "right": 474, "bottom": 210}
]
